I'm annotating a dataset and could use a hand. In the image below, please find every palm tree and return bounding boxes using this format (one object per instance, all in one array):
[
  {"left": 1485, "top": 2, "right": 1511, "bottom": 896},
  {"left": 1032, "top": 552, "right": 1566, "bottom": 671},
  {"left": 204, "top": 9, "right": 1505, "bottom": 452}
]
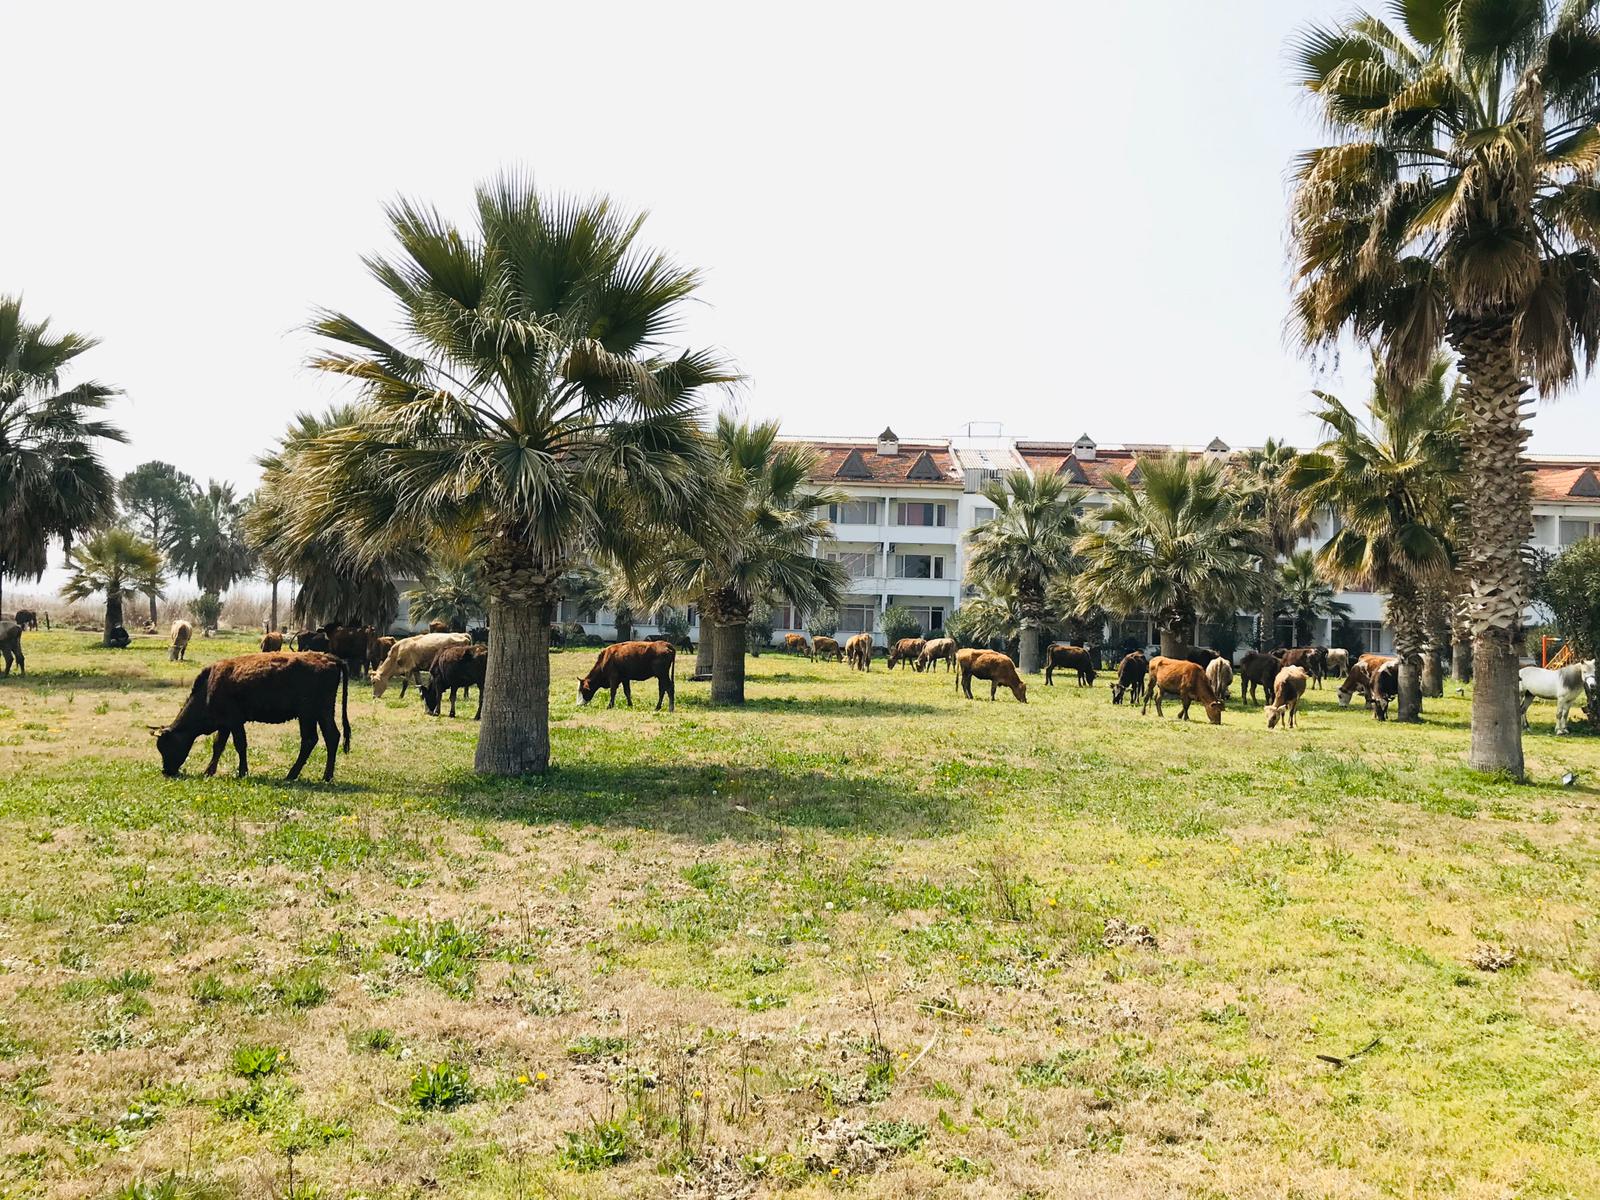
[
  {"left": 60, "top": 527, "right": 166, "bottom": 645},
  {"left": 167, "top": 481, "right": 256, "bottom": 630},
  {"left": 1075, "top": 453, "right": 1263, "bottom": 658},
  {"left": 636, "top": 416, "right": 847, "bottom": 704},
  {"left": 1288, "top": 359, "right": 1460, "bottom": 721},
  {"left": 1277, "top": 548, "right": 1354, "bottom": 645},
  {"left": 290, "top": 177, "right": 731, "bottom": 773},
  {"left": 1289, "top": 2, "right": 1600, "bottom": 773},
  {"left": 964, "top": 469, "right": 1083, "bottom": 673},
  {"left": 0, "top": 297, "right": 125, "bottom": 610},
  {"left": 1229, "top": 438, "right": 1315, "bottom": 648}
]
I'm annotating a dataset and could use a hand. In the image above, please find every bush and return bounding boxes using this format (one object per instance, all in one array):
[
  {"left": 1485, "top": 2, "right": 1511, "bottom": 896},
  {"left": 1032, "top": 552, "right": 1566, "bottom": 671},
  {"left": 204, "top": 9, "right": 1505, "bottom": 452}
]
[
  {"left": 746, "top": 600, "right": 775, "bottom": 654},
  {"left": 657, "top": 607, "right": 691, "bottom": 646},
  {"left": 807, "top": 606, "right": 839, "bottom": 638},
  {"left": 880, "top": 605, "right": 922, "bottom": 646},
  {"left": 1538, "top": 539, "right": 1600, "bottom": 658}
]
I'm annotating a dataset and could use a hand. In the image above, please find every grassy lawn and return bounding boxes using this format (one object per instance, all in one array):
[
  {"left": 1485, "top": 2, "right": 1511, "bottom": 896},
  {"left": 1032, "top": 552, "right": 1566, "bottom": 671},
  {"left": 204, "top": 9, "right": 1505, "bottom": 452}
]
[{"left": 2, "top": 631, "right": 1599, "bottom": 1199}]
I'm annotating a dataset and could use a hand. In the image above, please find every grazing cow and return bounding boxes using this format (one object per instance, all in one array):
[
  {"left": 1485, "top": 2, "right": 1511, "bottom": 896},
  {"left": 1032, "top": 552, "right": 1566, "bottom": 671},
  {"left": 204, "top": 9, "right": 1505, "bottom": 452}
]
[
  {"left": 1368, "top": 658, "right": 1401, "bottom": 720},
  {"left": 0, "top": 621, "right": 24, "bottom": 677},
  {"left": 296, "top": 628, "right": 330, "bottom": 653},
  {"left": 1337, "top": 654, "right": 1398, "bottom": 710},
  {"left": 1276, "top": 647, "right": 1326, "bottom": 688},
  {"left": 422, "top": 643, "right": 488, "bottom": 719},
  {"left": 578, "top": 640, "right": 676, "bottom": 711},
  {"left": 154, "top": 652, "right": 351, "bottom": 781},
  {"left": 13, "top": 610, "right": 37, "bottom": 631},
  {"left": 1140, "top": 657, "right": 1223, "bottom": 724},
  {"left": 1176, "top": 646, "right": 1221, "bottom": 669},
  {"left": 371, "top": 632, "right": 472, "bottom": 698},
  {"left": 260, "top": 631, "right": 284, "bottom": 652},
  {"left": 1205, "top": 656, "right": 1233, "bottom": 705},
  {"left": 1236, "top": 650, "right": 1283, "bottom": 705},
  {"left": 1044, "top": 643, "right": 1097, "bottom": 687},
  {"left": 1111, "top": 650, "right": 1147, "bottom": 704},
  {"left": 846, "top": 633, "right": 873, "bottom": 672},
  {"left": 368, "top": 635, "right": 395, "bottom": 672},
  {"left": 887, "top": 637, "right": 926, "bottom": 670},
  {"left": 326, "top": 625, "right": 374, "bottom": 677},
  {"left": 783, "top": 633, "right": 812, "bottom": 658},
  {"left": 427, "top": 619, "right": 450, "bottom": 633},
  {"left": 917, "top": 636, "right": 957, "bottom": 672},
  {"left": 1518, "top": 659, "right": 1598, "bottom": 735},
  {"left": 813, "top": 635, "right": 844, "bottom": 662},
  {"left": 956, "top": 648, "right": 1027, "bottom": 703},
  {"left": 1324, "top": 648, "right": 1350, "bottom": 678},
  {"left": 1266, "top": 665, "right": 1309, "bottom": 729},
  {"left": 469, "top": 626, "right": 489, "bottom": 645},
  {"left": 169, "top": 620, "right": 192, "bottom": 662}
]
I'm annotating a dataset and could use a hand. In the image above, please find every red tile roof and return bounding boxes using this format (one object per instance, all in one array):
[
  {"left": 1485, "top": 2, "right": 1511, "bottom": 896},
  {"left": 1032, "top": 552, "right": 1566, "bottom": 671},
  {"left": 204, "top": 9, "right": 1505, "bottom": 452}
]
[
  {"left": 1013, "top": 443, "right": 1147, "bottom": 491},
  {"left": 1531, "top": 461, "right": 1600, "bottom": 502},
  {"left": 793, "top": 440, "right": 962, "bottom": 487}
]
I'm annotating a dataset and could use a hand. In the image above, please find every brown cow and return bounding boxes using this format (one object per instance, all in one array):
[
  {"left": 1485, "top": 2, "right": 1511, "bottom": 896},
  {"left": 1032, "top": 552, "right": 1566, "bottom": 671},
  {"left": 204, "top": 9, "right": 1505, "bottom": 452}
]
[
  {"left": 1337, "top": 654, "right": 1399, "bottom": 712},
  {"left": 1266, "top": 665, "right": 1309, "bottom": 729},
  {"left": 154, "top": 652, "right": 351, "bottom": 781},
  {"left": 422, "top": 643, "right": 488, "bottom": 719},
  {"left": 326, "top": 625, "right": 374, "bottom": 677},
  {"left": 368, "top": 635, "right": 396, "bottom": 672},
  {"left": 578, "top": 640, "right": 676, "bottom": 711},
  {"left": 956, "top": 648, "right": 1027, "bottom": 703},
  {"left": 1236, "top": 650, "right": 1282, "bottom": 705},
  {"left": 1111, "top": 650, "right": 1147, "bottom": 704},
  {"left": 846, "top": 633, "right": 873, "bottom": 671},
  {"left": 1044, "top": 643, "right": 1097, "bottom": 686},
  {"left": 813, "top": 635, "right": 844, "bottom": 662},
  {"left": 1205, "top": 656, "right": 1233, "bottom": 705},
  {"left": 260, "top": 631, "right": 285, "bottom": 652},
  {"left": 917, "top": 636, "right": 957, "bottom": 672},
  {"left": 1275, "top": 646, "right": 1327, "bottom": 688},
  {"left": 169, "top": 620, "right": 192, "bottom": 662},
  {"left": 427, "top": 619, "right": 450, "bottom": 633},
  {"left": 0, "top": 620, "right": 24, "bottom": 677},
  {"left": 1140, "top": 657, "right": 1223, "bottom": 723},
  {"left": 886, "top": 637, "right": 926, "bottom": 670},
  {"left": 783, "top": 633, "right": 812, "bottom": 658}
]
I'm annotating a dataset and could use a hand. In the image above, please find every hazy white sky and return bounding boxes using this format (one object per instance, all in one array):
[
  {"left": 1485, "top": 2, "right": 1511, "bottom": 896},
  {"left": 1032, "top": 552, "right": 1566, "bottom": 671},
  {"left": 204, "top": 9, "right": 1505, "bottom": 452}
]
[{"left": 7, "top": 0, "right": 1598, "bottom": 500}]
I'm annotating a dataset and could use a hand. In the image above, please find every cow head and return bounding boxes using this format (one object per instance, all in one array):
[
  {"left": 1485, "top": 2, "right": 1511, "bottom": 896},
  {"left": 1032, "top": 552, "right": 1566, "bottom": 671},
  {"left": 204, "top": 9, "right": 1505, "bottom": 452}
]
[
  {"left": 421, "top": 679, "right": 442, "bottom": 716},
  {"left": 1336, "top": 684, "right": 1356, "bottom": 707},
  {"left": 153, "top": 727, "right": 197, "bottom": 777},
  {"left": 577, "top": 675, "right": 596, "bottom": 705},
  {"left": 1012, "top": 680, "right": 1028, "bottom": 704},
  {"left": 1265, "top": 703, "right": 1283, "bottom": 729},
  {"left": 1203, "top": 699, "right": 1223, "bottom": 725}
]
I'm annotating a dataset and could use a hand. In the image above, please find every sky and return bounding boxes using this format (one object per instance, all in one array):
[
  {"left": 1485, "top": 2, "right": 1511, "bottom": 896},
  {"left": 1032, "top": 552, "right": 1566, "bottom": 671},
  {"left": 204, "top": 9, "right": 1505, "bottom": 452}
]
[{"left": 7, "top": 0, "right": 1600, "bottom": 510}]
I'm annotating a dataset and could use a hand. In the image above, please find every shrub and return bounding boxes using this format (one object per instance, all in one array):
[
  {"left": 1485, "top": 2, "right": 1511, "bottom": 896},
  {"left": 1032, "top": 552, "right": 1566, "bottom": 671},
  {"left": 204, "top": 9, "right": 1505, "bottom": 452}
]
[
  {"left": 807, "top": 606, "right": 839, "bottom": 638},
  {"left": 557, "top": 1119, "right": 632, "bottom": 1171},
  {"left": 880, "top": 605, "right": 922, "bottom": 645},
  {"left": 231, "top": 1044, "right": 286, "bottom": 1079},
  {"left": 1538, "top": 539, "right": 1600, "bottom": 658}
]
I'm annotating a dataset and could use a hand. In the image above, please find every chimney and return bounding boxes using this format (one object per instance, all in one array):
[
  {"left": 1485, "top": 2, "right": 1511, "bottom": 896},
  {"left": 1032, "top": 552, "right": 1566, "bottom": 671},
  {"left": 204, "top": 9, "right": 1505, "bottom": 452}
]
[
  {"left": 1073, "top": 433, "right": 1096, "bottom": 462},
  {"left": 877, "top": 427, "right": 900, "bottom": 456}
]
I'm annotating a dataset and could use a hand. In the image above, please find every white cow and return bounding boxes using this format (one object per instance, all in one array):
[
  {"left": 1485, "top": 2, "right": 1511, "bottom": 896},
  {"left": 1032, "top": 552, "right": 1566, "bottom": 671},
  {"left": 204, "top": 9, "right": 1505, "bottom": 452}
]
[
  {"left": 1518, "top": 659, "right": 1597, "bottom": 735},
  {"left": 371, "top": 632, "right": 472, "bottom": 698}
]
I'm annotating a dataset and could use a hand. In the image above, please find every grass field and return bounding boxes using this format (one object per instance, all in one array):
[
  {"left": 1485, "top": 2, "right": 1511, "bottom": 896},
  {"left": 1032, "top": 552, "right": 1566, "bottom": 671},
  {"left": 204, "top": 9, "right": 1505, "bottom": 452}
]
[{"left": 2, "top": 630, "right": 1599, "bottom": 1199}]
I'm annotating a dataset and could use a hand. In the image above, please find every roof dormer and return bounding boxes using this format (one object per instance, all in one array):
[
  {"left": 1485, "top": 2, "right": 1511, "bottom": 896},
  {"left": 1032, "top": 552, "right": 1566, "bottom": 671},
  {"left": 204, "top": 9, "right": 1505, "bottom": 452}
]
[
  {"left": 1204, "top": 437, "right": 1230, "bottom": 464},
  {"left": 877, "top": 427, "right": 900, "bottom": 456},
  {"left": 1571, "top": 467, "right": 1600, "bottom": 498},
  {"left": 1073, "top": 433, "right": 1097, "bottom": 462}
]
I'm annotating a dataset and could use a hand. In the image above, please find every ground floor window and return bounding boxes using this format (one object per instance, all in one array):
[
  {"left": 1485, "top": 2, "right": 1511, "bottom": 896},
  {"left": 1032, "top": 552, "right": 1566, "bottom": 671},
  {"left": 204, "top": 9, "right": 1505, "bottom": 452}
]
[
  {"left": 1348, "top": 620, "right": 1386, "bottom": 656},
  {"left": 771, "top": 604, "right": 800, "bottom": 630},
  {"left": 838, "top": 603, "right": 876, "bottom": 634},
  {"left": 900, "top": 605, "right": 944, "bottom": 633}
]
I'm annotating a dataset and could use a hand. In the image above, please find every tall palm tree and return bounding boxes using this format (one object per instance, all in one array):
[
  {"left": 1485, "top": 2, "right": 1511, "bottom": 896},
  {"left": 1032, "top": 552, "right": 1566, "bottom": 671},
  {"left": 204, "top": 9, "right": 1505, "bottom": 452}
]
[
  {"left": 168, "top": 481, "right": 256, "bottom": 629},
  {"left": 60, "top": 527, "right": 166, "bottom": 645},
  {"left": 291, "top": 177, "right": 731, "bottom": 773},
  {"left": 637, "top": 416, "right": 847, "bottom": 705},
  {"left": 1229, "top": 438, "right": 1315, "bottom": 648},
  {"left": 1288, "top": 359, "right": 1461, "bottom": 721},
  {"left": 1289, "top": 2, "right": 1600, "bottom": 772},
  {"left": 1075, "top": 453, "right": 1263, "bottom": 658},
  {"left": 965, "top": 469, "right": 1083, "bottom": 673},
  {"left": 1277, "top": 548, "right": 1354, "bottom": 645},
  {"left": 0, "top": 297, "right": 125, "bottom": 610}
]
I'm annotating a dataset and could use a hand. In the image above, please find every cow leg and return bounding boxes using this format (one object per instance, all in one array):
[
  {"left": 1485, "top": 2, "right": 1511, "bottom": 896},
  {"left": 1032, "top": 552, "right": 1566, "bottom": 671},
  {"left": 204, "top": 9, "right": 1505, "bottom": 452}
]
[
  {"left": 289, "top": 716, "right": 318, "bottom": 780},
  {"left": 204, "top": 731, "right": 230, "bottom": 776},
  {"left": 473, "top": 684, "right": 483, "bottom": 720},
  {"left": 623, "top": 679, "right": 634, "bottom": 707},
  {"left": 1154, "top": 689, "right": 1165, "bottom": 717},
  {"left": 990, "top": 680, "right": 998, "bottom": 701},
  {"left": 1519, "top": 691, "right": 1534, "bottom": 730},
  {"left": 319, "top": 712, "right": 339, "bottom": 781},
  {"left": 1179, "top": 697, "right": 1191, "bottom": 721},
  {"left": 231, "top": 726, "right": 250, "bottom": 776},
  {"left": 961, "top": 670, "right": 972, "bottom": 700},
  {"left": 1045, "top": 665, "right": 1054, "bottom": 686},
  {"left": 607, "top": 685, "right": 618, "bottom": 709}
]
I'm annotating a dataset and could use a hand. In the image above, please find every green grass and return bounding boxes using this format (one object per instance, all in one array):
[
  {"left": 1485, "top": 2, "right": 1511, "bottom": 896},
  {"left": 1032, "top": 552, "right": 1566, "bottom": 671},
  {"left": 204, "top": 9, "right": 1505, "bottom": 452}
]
[{"left": 2, "top": 627, "right": 1600, "bottom": 1197}]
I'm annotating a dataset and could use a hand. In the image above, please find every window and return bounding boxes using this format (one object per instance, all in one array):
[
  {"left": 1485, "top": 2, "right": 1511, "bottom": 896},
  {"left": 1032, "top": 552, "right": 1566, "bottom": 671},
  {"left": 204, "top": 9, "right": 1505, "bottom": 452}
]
[
  {"left": 686, "top": 604, "right": 699, "bottom": 627},
  {"left": 557, "top": 600, "right": 596, "bottom": 624},
  {"left": 973, "top": 505, "right": 995, "bottom": 525},
  {"left": 901, "top": 605, "right": 945, "bottom": 632},
  {"left": 829, "top": 500, "right": 879, "bottom": 525},
  {"left": 827, "top": 551, "right": 876, "bottom": 579},
  {"left": 895, "top": 501, "right": 946, "bottom": 527},
  {"left": 1350, "top": 620, "right": 1386, "bottom": 656},
  {"left": 838, "top": 604, "right": 876, "bottom": 634},
  {"left": 1560, "top": 518, "right": 1593, "bottom": 545},
  {"left": 771, "top": 605, "right": 799, "bottom": 630},
  {"left": 892, "top": 553, "right": 944, "bottom": 580}
]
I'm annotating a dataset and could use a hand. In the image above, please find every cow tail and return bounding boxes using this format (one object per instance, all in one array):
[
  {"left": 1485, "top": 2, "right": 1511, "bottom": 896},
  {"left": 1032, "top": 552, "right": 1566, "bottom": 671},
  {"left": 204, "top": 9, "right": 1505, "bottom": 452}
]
[{"left": 341, "top": 661, "right": 352, "bottom": 752}]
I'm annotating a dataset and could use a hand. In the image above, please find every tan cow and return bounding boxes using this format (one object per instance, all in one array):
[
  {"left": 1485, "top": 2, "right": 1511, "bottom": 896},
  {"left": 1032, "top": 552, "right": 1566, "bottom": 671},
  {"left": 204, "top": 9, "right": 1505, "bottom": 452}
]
[
  {"left": 783, "top": 633, "right": 812, "bottom": 658},
  {"left": 813, "top": 635, "right": 844, "bottom": 662},
  {"left": 169, "top": 620, "right": 193, "bottom": 662},
  {"left": 887, "top": 637, "right": 926, "bottom": 670},
  {"left": 917, "top": 637, "right": 957, "bottom": 672},
  {"left": 1205, "top": 656, "right": 1233, "bottom": 705},
  {"left": 955, "top": 648, "right": 1027, "bottom": 703},
  {"left": 1266, "top": 665, "right": 1309, "bottom": 729},
  {"left": 846, "top": 633, "right": 873, "bottom": 672},
  {"left": 1140, "top": 656, "right": 1223, "bottom": 724},
  {"left": 372, "top": 632, "right": 472, "bottom": 698}
]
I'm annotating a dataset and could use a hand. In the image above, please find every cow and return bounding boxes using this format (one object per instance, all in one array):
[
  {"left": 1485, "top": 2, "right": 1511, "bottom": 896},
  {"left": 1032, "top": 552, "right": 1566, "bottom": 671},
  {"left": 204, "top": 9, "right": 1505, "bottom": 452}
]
[
  {"left": 169, "top": 620, "right": 192, "bottom": 662},
  {"left": 1111, "top": 650, "right": 1147, "bottom": 704},
  {"left": 846, "top": 633, "right": 873, "bottom": 672},
  {"left": 427, "top": 619, "right": 450, "bottom": 634},
  {"left": 1518, "top": 659, "right": 1598, "bottom": 735},
  {"left": 1368, "top": 658, "right": 1401, "bottom": 720},
  {"left": 422, "top": 643, "right": 488, "bottom": 719},
  {"left": 1236, "top": 650, "right": 1283, "bottom": 705},
  {"left": 0, "top": 621, "right": 23, "bottom": 677},
  {"left": 577, "top": 640, "right": 676, "bottom": 711},
  {"left": 296, "top": 628, "right": 330, "bottom": 653},
  {"left": 886, "top": 637, "right": 926, "bottom": 670},
  {"left": 1140, "top": 657, "right": 1223, "bottom": 724},
  {"left": 153, "top": 652, "right": 351, "bottom": 781},
  {"left": 326, "top": 625, "right": 374, "bottom": 678},
  {"left": 917, "top": 637, "right": 957, "bottom": 672},
  {"left": 371, "top": 632, "right": 472, "bottom": 698},
  {"left": 1205, "top": 656, "right": 1233, "bottom": 705},
  {"left": 1044, "top": 643, "right": 1097, "bottom": 687},
  {"left": 1266, "top": 665, "right": 1309, "bottom": 729},
  {"left": 469, "top": 626, "right": 489, "bottom": 645},
  {"left": 368, "top": 635, "right": 396, "bottom": 673},
  {"left": 1337, "top": 654, "right": 1398, "bottom": 711},
  {"left": 956, "top": 648, "right": 1027, "bottom": 703},
  {"left": 260, "top": 631, "right": 285, "bottom": 652},
  {"left": 1276, "top": 646, "right": 1326, "bottom": 688},
  {"left": 783, "top": 633, "right": 812, "bottom": 659},
  {"left": 1176, "top": 646, "right": 1221, "bottom": 669},
  {"left": 1324, "top": 648, "right": 1350, "bottom": 678},
  {"left": 13, "top": 610, "right": 37, "bottom": 631},
  {"left": 813, "top": 635, "right": 844, "bottom": 662}
]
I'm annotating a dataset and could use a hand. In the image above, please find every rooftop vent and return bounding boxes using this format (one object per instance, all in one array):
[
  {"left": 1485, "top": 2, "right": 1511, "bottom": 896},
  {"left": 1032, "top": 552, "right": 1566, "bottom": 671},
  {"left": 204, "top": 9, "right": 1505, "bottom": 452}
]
[
  {"left": 836, "top": 448, "right": 872, "bottom": 480},
  {"left": 906, "top": 450, "right": 944, "bottom": 481},
  {"left": 1204, "top": 437, "right": 1231, "bottom": 463},
  {"left": 1073, "top": 433, "right": 1097, "bottom": 462},
  {"left": 877, "top": 427, "right": 900, "bottom": 456}
]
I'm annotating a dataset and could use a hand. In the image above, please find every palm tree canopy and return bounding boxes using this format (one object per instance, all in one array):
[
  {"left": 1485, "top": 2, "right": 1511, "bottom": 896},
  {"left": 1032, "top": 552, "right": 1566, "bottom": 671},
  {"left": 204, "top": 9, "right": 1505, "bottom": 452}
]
[
  {"left": 168, "top": 480, "right": 256, "bottom": 595},
  {"left": 60, "top": 527, "right": 166, "bottom": 605},
  {"left": 1228, "top": 438, "right": 1315, "bottom": 558},
  {"left": 0, "top": 296, "right": 125, "bottom": 581},
  {"left": 1290, "top": 0, "right": 1600, "bottom": 388},
  {"left": 118, "top": 461, "right": 195, "bottom": 551},
  {"left": 965, "top": 469, "right": 1083, "bottom": 618},
  {"left": 1278, "top": 547, "right": 1355, "bottom": 624},
  {"left": 1074, "top": 453, "right": 1264, "bottom": 630}
]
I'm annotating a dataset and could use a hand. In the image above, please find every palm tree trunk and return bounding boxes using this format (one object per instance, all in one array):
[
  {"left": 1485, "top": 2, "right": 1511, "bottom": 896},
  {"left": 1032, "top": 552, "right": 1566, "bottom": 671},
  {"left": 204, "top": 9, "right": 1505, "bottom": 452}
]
[
  {"left": 694, "top": 618, "right": 716, "bottom": 680},
  {"left": 711, "top": 619, "right": 746, "bottom": 705},
  {"left": 1018, "top": 626, "right": 1043, "bottom": 674},
  {"left": 1421, "top": 648, "right": 1443, "bottom": 698},
  {"left": 1388, "top": 585, "right": 1424, "bottom": 723},
  {"left": 1258, "top": 564, "right": 1277, "bottom": 649},
  {"left": 269, "top": 577, "right": 279, "bottom": 632},
  {"left": 475, "top": 594, "right": 552, "bottom": 775},
  {"left": 1159, "top": 626, "right": 1184, "bottom": 659},
  {"left": 1451, "top": 635, "right": 1472, "bottom": 684},
  {"left": 148, "top": 593, "right": 158, "bottom": 626},
  {"left": 104, "top": 594, "right": 124, "bottom": 647},
  {"left": 1450, "top": 316, "right": 1532, "bottom": 778}
]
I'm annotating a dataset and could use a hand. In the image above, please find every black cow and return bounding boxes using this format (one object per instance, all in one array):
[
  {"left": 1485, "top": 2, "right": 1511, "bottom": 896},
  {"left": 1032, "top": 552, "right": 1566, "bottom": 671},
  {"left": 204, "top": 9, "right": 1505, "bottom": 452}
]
[{"left": 422, "top": 644, "right": 487, "bottom": 719}]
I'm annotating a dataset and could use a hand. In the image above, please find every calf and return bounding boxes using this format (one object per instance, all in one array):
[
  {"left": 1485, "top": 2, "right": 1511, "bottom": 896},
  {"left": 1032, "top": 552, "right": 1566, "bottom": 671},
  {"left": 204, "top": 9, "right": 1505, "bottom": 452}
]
[
  {"left": 13, "top": 609, "right": 37, "bottom": 631},
  {"left": 578, "top": 640, "right": 676, "bottom": 711},
  {"left": 1205, "top": 656, "right": 1233, "bottom": 705},
  {"left": 296, "top": 628, "right": 330, "bottom": 653},
  {"left": 372, "top": 632, "right": 472, "bottom": 698},
  {"left": 260, "top": 631, "right": 284, "bottom": 652},
  {"left": 1044, "top": 643, "right": 1097, "bottom": 687},
  {"left": 1518, "top": 659, "right": 1598, "bottom": 735},
  {"left": 1265, "top": 665, "right": 1309, "bottom": 729},
  {"left": 1368, "top": 658, "right": 1400, "bottom": 720},
  {"left": 368, "top": 635, "right": 396, "bottom": 672},
  {"left": 154, "top": 652, "right": 351, "bottom": 781},
  {"left": 846, "top": 633, "right": 873, "bottom": 672},
  {"left": 0, "top": 620, "right": 23, "bottom": 677},
  {"left": 1236, "top": 650, "right": 1282, "bottom": 705},
  {"left": 1140, "top": 657, "right": 1223, "bottom": 724},
  {"left": 169, "top": 620, "right": 192, "bottom": 662},
  {"left": 813, "top": 635, "right": 844, "bottom": 662},
  {"left": 917, "top": 636, "right": 957, "bottom": 672},
  {"left": 887, "top": 637, "right": 926, "bottom": 670},
  {"left": 427, "top": 619, "right": 450, "bottom": 633},
  {"left": 783, "top": 633, "right": 812, "bottom": 658},
  {"left": 1111, "top": 650, "right": 1147, "bottom": 704},
  {"left": 956, "top": 648, "right": 1027, "bottom": 703},
  {"left": 422, "top": 643, "right": 488, "bottom": 719}
]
